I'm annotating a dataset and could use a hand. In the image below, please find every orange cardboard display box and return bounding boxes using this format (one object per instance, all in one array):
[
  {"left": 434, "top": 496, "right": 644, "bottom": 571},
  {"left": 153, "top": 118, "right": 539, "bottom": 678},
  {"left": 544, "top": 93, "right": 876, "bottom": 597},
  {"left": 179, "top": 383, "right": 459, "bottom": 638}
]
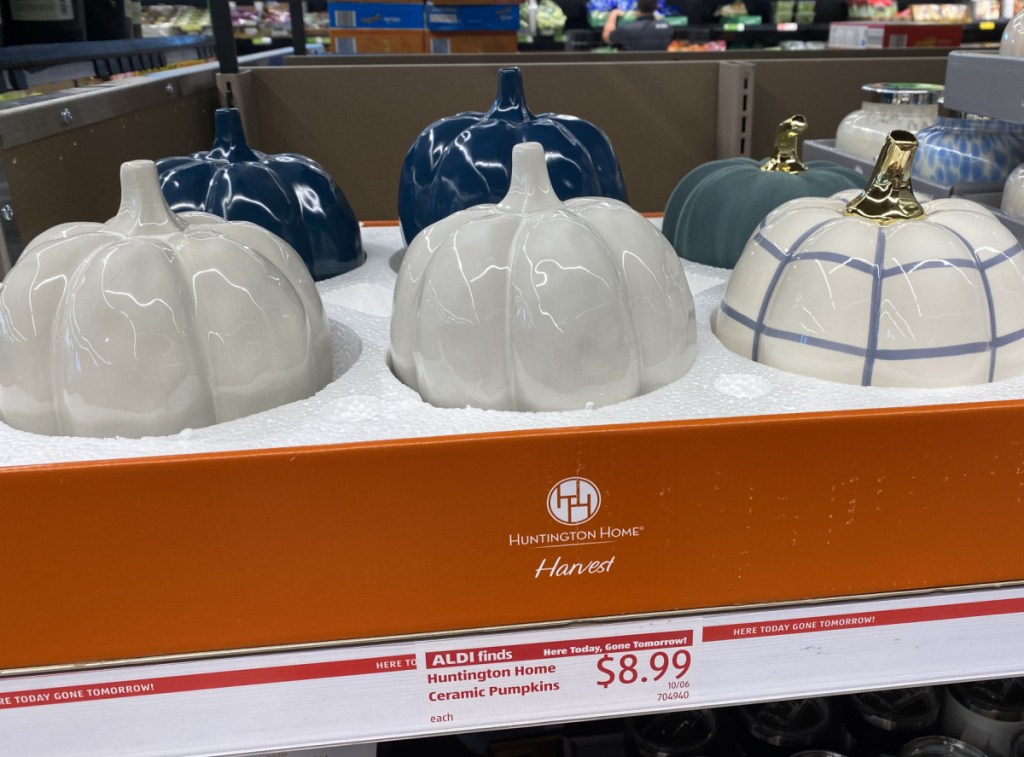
[{"left": 4, "top": 398, "right": 1024, "bottom": 673}]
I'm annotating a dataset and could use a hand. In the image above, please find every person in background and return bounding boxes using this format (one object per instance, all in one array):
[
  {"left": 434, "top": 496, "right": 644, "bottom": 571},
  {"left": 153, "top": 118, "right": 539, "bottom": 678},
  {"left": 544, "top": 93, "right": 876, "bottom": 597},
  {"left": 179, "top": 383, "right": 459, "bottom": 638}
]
[{"left": 601, "top": 0, "right": 674, "bottom": 50}]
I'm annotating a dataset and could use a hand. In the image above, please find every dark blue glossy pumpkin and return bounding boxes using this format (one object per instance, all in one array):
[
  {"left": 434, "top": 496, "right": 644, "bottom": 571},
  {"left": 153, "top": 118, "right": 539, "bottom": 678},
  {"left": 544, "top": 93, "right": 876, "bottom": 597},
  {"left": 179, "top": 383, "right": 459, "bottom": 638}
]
[
  {"left": 156, "top": 108, "right": 364, "bottom": 280},
  {"left": 398, "top": 66, "right": 628, "bottom": 244}
]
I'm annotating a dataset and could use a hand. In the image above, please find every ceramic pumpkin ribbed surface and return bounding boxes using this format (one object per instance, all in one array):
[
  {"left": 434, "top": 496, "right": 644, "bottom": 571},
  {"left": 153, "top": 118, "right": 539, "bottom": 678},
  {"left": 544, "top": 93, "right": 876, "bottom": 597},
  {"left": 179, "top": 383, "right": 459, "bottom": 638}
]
[
  {"left": 397, "top": 66, "right": 627, "bottom": 245},
  {"left": 391, "top": 142, "right": 695, "bottom": 411},
  {"left": 712, "top": 131, "right": 1024, "bottom": 388},
  {"left": 663, "top": 115, "right": 864, "bottom": 269},
  {"left": 0, "top": 161, "right": 332, "bottom": 438},
  {"left": 157, "top": 108, "right": 364, "bottom": 281}
]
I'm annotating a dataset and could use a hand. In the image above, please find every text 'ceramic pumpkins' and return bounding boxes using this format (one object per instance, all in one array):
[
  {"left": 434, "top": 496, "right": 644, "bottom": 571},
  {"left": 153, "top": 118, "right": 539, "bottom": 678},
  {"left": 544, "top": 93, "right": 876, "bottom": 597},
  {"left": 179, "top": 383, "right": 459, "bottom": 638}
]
[
  {"left": 0, "top": 161, "right": 333, "bottom": 438},
  {"left": 397, "top": 66, "right": 627, "bottom": 245},
  {"left": 712, "top": 131, "right": 1024, "bottom": 388},
  {"left": 157, "top": 108, "right": 364, "bottom": 281},
  {"left": 391, "top": 142, "right": 696, "bottom": 411},
  {"left": 663, "top": 115, "right": 864, "bottom": 269}
]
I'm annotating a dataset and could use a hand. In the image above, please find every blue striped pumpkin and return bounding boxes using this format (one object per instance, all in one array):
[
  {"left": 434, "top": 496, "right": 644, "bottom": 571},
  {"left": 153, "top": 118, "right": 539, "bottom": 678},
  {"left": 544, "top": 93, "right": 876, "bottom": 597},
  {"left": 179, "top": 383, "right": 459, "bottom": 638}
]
[{"left": 712, "top": 190, "right": 1024, "bottom": 387}]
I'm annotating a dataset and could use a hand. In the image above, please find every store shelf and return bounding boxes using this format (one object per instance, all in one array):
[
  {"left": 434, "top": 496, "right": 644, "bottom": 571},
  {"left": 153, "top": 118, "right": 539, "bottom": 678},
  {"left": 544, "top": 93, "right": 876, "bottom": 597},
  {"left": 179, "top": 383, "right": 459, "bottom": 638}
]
[
  {"left": 945, "top": 49, "right": 1024, "bottom": 122},
  {"left": 2, "top": 585, "right": 1023, "bottom": 755},
  {"left": 3, "top": 35, "right": 1024, "bottom": 757},
  {"left": 0, "top": 35, "right": 215, "bottom": 92}
]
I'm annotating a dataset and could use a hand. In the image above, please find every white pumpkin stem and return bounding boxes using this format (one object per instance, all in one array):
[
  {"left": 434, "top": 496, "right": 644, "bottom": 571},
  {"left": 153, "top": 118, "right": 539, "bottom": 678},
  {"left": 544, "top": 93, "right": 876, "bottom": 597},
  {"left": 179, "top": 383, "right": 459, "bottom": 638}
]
[
  {"left": 109, "top": 160, "right": 186, "bottom": 237},
  {"left": 499, "top": 142, "right": 564, "bottom": 214}
]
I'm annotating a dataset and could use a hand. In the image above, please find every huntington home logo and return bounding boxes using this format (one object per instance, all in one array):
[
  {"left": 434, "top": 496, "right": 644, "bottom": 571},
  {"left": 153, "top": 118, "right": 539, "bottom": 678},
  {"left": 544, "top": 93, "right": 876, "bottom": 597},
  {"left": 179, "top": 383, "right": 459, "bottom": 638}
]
[
  {"left": 507, "top": 477, "right": 644, "bottom": 578},
  {"left": 547, "top": 477, "right": 601, "bottom": 525}
]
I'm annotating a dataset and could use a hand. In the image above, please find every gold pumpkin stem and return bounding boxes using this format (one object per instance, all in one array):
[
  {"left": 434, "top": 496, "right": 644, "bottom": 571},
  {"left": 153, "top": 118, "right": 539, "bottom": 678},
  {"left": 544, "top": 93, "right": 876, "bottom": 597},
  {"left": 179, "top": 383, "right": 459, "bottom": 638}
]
[
  {"left": 844, "top": 130, "right": 925, "bottom": 224},
  {"left": 760, "top": 115, "right": 810, "bottom": 174}
]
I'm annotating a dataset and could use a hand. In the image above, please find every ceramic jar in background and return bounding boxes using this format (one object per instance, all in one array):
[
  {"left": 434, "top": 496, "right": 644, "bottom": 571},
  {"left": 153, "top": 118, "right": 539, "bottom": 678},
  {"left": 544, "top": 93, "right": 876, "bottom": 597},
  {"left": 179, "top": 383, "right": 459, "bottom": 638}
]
[
  {"left": 1000, "top": 163, "right": 1024, "bottom": 218},
  {"left": 901, "top": 737, "right": 990, "bottom": 757},
  {"left": 625, "top": 709, "right": 719, "bottom": 757},
  {"left": 836, "top": 83, "right": 943, "bottom": 162},
  {"left": 1012, "top": 733, "right": 1024, "bottom": 757},
  {"left": 1000, "top": 9, "right": 1024, "bottom": 56},
  {"left": 840, "top": 687, "right": 942, "bottom": 757},
  {"left": 733, "top": 698, "right": 840, "bottom": 757},
  {"left": 914, "top": 101, "right": 1024, "bottom": 186},
  {"left": 943, "top": 679, "right": 1024, "bottom": 757}
]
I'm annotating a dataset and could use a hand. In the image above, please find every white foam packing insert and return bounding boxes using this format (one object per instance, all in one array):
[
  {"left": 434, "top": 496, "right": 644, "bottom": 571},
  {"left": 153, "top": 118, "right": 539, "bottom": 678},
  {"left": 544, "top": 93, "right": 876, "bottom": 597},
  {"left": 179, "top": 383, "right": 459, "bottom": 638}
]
[{"left": 3, "top": 220, "right": 1024, "bottom": 469}]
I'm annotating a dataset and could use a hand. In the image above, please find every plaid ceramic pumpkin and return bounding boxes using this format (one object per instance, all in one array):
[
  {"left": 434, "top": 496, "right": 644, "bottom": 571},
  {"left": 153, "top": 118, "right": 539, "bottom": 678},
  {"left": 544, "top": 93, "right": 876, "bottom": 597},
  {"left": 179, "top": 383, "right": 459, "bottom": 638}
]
[{"left": 713, "top": 132, "right": 1024, "bottom": 387}]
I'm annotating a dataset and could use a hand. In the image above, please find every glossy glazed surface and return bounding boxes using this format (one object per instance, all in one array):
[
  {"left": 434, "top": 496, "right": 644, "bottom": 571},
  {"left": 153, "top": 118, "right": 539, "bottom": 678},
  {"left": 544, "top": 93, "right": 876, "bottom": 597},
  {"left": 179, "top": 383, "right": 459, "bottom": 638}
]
[
  {"left": 1002, "top": 163, "right": 1024, "bottom": 218},
  {"left": 1001, "top": 10, "right": 1024, "bottom": 56},
  {"left": 836, "top": 101, "right": 938, "bottom": 162},
  {"left": 712, "top": 190, "right": 1024, "bottom": 387},
  {"left": 663, "top": 157, "right": 864, "bottom": 269},
  {"left": 397, "top": 67, "right": 627, "bottom": 245},
  {"left": 157, "top": 108, "right": 364, "bottom": 281},
  {"left": 391, "top": 142, "right": 695, "bottom": 411},
  {"left": 0, "top": 161, "right": 332, "bottom": 438},
  {"left": 914, "top": 116, "right": 1024, "bottom": 185}
]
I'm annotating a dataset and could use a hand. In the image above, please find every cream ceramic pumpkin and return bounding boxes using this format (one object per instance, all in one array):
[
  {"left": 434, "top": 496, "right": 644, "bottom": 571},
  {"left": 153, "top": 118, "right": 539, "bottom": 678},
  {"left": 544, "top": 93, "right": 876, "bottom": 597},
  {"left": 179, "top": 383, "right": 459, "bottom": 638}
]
[
  {"left": 712, "top": 131, "right": 1024, "bottom": 388},
  {"left": 0, "top": 160, "right": 332, "bottom": 438},
  {"left": 391, "top": 142, "right": 696, "bottom": 411}
]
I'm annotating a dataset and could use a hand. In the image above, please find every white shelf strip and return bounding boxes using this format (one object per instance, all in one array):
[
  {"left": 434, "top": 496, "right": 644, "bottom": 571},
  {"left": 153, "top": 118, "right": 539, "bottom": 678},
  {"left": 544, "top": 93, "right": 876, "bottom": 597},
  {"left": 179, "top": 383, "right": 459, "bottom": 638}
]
[{"left": 3, "top": 585, "right": 1024, "bottom": 756}]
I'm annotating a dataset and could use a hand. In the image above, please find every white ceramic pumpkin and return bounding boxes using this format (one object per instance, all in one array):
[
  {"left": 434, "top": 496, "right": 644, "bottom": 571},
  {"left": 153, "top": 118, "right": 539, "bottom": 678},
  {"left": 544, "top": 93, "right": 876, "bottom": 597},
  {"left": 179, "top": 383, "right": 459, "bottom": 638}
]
[
  {"left": 0, "top": 160, "right": 332, "bottom": 438},
  {"left": 390, "top": 142, "right": 696, "bottom": 411},
  {"left": 712, "top": 131, "right": 1024, "bottom": 388}
]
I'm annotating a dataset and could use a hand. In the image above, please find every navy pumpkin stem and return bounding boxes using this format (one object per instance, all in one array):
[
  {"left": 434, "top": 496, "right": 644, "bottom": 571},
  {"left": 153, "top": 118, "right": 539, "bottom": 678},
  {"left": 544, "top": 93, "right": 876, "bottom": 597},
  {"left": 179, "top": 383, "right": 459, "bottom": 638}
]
[
  {"left": 488, "top": 68, "right": 533, "bottom": 122},
  {"left": 211, "top": 108, "right": 259, "bottom": 163}
]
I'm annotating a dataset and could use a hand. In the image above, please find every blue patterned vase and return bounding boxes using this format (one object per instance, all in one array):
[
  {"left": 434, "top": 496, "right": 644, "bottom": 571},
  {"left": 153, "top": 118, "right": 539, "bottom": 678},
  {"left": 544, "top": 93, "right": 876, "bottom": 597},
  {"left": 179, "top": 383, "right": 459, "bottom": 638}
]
[{"left": 914, "top": 104, "right": 1024, "bottom": 186}]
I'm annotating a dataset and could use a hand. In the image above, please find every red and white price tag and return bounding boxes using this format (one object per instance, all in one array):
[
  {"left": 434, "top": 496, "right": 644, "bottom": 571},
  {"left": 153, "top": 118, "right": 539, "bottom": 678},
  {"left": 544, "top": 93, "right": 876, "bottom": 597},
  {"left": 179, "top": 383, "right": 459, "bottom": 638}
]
[{"left": 419, "top": 622, "right": 701, "bottom": 731}]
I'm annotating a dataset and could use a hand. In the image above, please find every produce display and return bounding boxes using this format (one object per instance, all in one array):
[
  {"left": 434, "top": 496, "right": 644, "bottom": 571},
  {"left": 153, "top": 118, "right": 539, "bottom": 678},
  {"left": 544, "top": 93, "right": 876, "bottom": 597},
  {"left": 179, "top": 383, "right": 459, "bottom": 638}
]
[
  {"left": 713, "top": 131, "right": 1024, "bottom": 388},
  {"left": 0, "top": 161, "right": 333, "bottom": 438},
  {"left": 520, "top": 0, "right": 568, "bottom": 38},
  {"left": 397, "top": 67, "right": 627, "bottom": 245},
  {"left": 157, "top": 108, "right": 364, "bottom": 281},
  {"left": 391, "top": 142, "right": 696, "bottom": 412},
  {"left": 662, "top": 115, "right": 863, "bottom": 269},
  {"left": 141, "top": 4, "right": 210, "bottom": 36}
]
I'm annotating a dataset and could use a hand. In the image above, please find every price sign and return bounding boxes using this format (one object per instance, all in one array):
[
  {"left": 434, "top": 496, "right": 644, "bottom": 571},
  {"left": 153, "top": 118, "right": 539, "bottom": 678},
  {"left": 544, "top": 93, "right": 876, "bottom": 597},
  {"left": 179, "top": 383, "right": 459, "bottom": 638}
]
[
  {"left": 420, "top": 625, "right": 698, "bottom": 731},
  {"left": 596, "top": 647, "right": 691, "bottom": 688}
]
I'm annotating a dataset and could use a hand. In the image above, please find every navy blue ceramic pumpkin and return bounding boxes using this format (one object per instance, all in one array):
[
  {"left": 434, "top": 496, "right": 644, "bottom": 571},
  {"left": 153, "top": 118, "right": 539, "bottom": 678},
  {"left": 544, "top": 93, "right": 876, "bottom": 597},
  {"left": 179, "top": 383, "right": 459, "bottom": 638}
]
[
  {"left": 156, "top": 108, "right": 364, "bottom": 280},
  {"left": 397, "top": 66, "right": 628, "bottom": 244}
]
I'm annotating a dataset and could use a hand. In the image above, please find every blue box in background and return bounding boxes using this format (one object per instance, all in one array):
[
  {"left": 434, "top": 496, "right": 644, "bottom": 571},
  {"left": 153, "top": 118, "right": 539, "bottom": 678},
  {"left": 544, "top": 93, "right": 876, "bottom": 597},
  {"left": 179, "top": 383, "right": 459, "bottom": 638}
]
[
  {"left": 425, "top": 3, "right": 519, "bottom": 31},
  {"left": 328, "top": 2, "right": 426, "bottom": 29}
]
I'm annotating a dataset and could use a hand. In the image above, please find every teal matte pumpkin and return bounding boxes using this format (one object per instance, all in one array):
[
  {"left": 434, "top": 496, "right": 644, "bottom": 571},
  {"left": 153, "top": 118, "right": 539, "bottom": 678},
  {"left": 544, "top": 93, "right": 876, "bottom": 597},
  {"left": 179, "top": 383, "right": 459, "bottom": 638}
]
[{"left": 663, "top": 116, "right": 865, "bottom": 269}]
